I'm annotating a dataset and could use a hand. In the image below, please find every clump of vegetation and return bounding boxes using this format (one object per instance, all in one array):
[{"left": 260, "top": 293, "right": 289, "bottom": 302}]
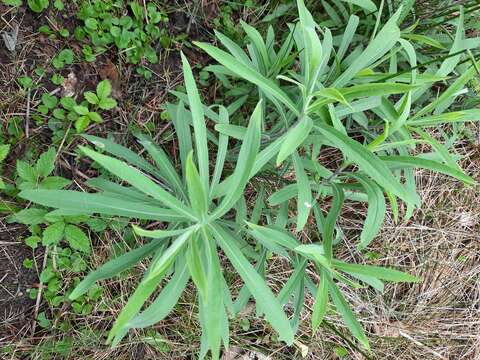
[
  {"left": 17, "top": 0, "right": 480, "bottom": 357},
  {"left": 75, "top": 1, "right": 169, "bottom": 65},
  {"left": 1, "top": 0, "right": 480, "bottom": 358}
]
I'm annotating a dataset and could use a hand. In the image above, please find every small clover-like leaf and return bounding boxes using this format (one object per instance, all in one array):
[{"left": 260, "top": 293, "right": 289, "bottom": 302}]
[
  {"left": 98, "top": 97, "right": 117, "bottom": 110},
  {"left": 36, "top": 148, "right": 56, "bottom": 178},
  {"left": 65, "top": 225, "right": 91, "bottom": 253},
  {"left": 96, "top": 80, "right": 112, "bottom": 99},
  {"left": 84, "top": 91, "right": 99, "bottom": 105},
  {"left": 42, "top": 221, "right": 65, "bottom": 246}
]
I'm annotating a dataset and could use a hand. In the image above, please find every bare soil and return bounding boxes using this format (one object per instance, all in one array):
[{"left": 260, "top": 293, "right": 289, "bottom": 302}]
[{"left": 0, "top": 223, "right": 37, "bottom": 340}]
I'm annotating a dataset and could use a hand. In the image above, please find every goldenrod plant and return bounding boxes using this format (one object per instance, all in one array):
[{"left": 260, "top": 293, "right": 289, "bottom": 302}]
[{"left": 19, "top": 0, "right": 480, "bottom": 357}]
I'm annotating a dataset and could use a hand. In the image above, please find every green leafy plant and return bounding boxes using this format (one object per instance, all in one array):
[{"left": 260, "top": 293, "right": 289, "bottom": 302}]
[
  {"left": 37, "top": 80, "right": 117, "bottom": 140},
  {"left": 14, "top": 0, "right": 480, "bottom": 357},
  {"left": 9, "top": 148, "right": 102, "bottom": 320},
  {"left": 53, "top": 0, "right": 63, "bottom": 10},
  {"left": 52, "top": 49, "right": 74, "bottom": 69},
  {"left": 2, "top": 0, "right": 22, "bottom": 6},
  {"left": 75, "top": 1, "right": 169, "bottom": 66},
  {"left": 19, "top": 48, "right": 421, "bottom": 357},
  {"left": 15, "top": 148, "right": 71, "bottom": 191},
  {"left": 0, "top": 144, "right": 10, "bottom": 189},
  {"left": 27, "top": 0, "right": 48, "bottom": 12},
  {"left": 72, "top": 79, "right": 117, "bottom": 132},
  {"left": 17, "top": 76, "right": 33, "bottom": 89}
]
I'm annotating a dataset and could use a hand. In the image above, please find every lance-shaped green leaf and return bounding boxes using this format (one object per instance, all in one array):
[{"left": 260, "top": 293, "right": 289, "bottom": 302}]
[
  {"left": 169, "top": 101, "right": 193, "bottom": 175},
  {"left": 87, "top": 177, "right": 157, "bottom": 204},
  {"left": 19, "top": 190, "right": 185, "bottom": 221},
  {"left": 333, "top": 260, "right": 419, "bottom": 282},
  {"left": 349, "top": 273, "right": 385, "bottom": 292},
  {"left": 111, "top": 261, "right": 190, "bottom": 346},
  {"left": 328, "top": 279, "right": 370, "bottom": 349},
  {"left": 312, "top": 271, "right": 328, "bottom": 332},
  {"left": 311, "top": 88, "right": 349, "bottom": 106},
  {"left": 107, "top": 229, "right": 194, "bottom": 344},
  {"left": 277, "top": 116, "right": 313, "bottom": 165},
  {"left": 413, "top": 59, "right": 480, "bottom": 119},
  {"left": 82, "top": 135, "right": 157, "bottom": 175},
  {"left": 214, "top": 30, "right": 254, "bottom": 68},
  {"left": 295, "top": 244, "right": 331, "bottom": 270},
  {"left": 241, "top": 20, "right": 269, "bottom": 69},
  {"left": 309, "top": 83, "right": 415, "bottom": 112},
  {"left": 186, "top": 232, "right": 208, "bottom": 299},
  {"left": 332, "top": 9, "right": 401, "bottom": 87},
  {"left": 297, "top": 0, "right": 322, "bottom": 85},
  {"left": 195, "top": 42, "right": 298, "bottom": 114},
  {"left": 379, "top": 155, "right": 475, "bottom": 185},
  {"left": 136, "top": 134, "right": 185, "bottom": 198},
  {"left": 181, "top": 53, "right": 209, "bottom": 192},
  {"left": 407, "top": 109, "right": 480, "bottom": 127},
  {"left": 132, "top": 225, "right": 192, "bottom": 239},
  {"left": 247, "top": 223, "right": 300, "bottom": 251},
  {"left": 337, "top": 15, "right": 359, "bottom": 62},
  {"left": 436, "top": 6, "right": 464, "bottom": 77},
  {"left": 210, "top": 106, "right": 230, "bottom": 198},
  {"left": 323, "top": 183, "right": 344, "bottom": 261},
  {"left": 214, "top": 124, "right": 247, "bottom": 140},
  {"left": 340, "top": 0, "right": 377, "bottom": 12},
  {"left": 314, "top": 123, "right": 418, "bottom": 205},
  {"left": 211, "top": 223, "right": 294, "bottom": 345},
  {"left": 80, "top": 146, "right": 196, "bottom": 220},
  {"left": 293, "top": 152, "right": 312, "bottom": 231},
  {"left": 212, "top": 132, "right": 289, "bottom": 199},
  {"left": 186, "top": 152, "right": 208, "bottom": 218},
  {"left": 278, "top": 259, "right": 308, "bottom": 305},
  {"left": 349, "top": 174, "right": 386, "bottom": 250},
  {"left": 212, "top": 102, "right": 262, "bottom": 219},
  {"left": 202, "top": 229, "right": 225, "bottom": 359},
  {"left": 69, "top": 239, "right": 164, "bottom": 300},
  {"left": 232, "top": 250, "right": 267, "bottom": 314},
  {"left": 402, "top": 34, "right": 445, "bottom": 50},
  {"left": 413, "top": 128, "right": 462, "bottom": 171}
]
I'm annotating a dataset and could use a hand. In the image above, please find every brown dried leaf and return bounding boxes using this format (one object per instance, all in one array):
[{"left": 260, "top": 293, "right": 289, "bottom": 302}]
[
  {"left": 62, "top": 72, "right": 78, "bottom": 97},
  {"left": 373, "top": 321, "right": 404, "bottom": 337},
  {"left": 99, "top": 60, "right": 121, "bottom": 99}
]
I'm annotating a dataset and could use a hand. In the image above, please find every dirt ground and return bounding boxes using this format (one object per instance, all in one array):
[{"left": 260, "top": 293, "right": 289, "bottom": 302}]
[{"left": 0, "top": 223, "right": 37, "bottom": 340}]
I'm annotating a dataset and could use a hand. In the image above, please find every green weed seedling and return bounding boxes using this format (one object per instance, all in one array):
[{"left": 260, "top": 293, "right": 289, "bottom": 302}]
[
  {"left": 52, "top": 49, "right": 74, "bottom": 70},
  {"left": 10, "top": 148, "right": 105, "bottom": 324},
  {"left": 27, "top": 0, "right": 48, "bottom": 13},
  {"left": 2, "top": 0, "right": 22, "bottom": 6},
  {"left": 0, "top": 144, "right": 10, "bottom": 189},
  {"left": 39, "top": 80, "right": 117, "bottom": 141},
  {"left": 75, "top": 1, "right": 169, "bottom": 71}
]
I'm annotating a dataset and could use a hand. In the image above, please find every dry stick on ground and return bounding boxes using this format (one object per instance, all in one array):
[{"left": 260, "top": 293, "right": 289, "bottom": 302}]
[
  {"left": 30, "top": 246, "right": 49, "bottom": 336},
  {"left": 25, "top": 89, "right": 30, "bottom": 138},
  {"left": 398, "top": 329, "right": 448, "bottom": 360}
]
